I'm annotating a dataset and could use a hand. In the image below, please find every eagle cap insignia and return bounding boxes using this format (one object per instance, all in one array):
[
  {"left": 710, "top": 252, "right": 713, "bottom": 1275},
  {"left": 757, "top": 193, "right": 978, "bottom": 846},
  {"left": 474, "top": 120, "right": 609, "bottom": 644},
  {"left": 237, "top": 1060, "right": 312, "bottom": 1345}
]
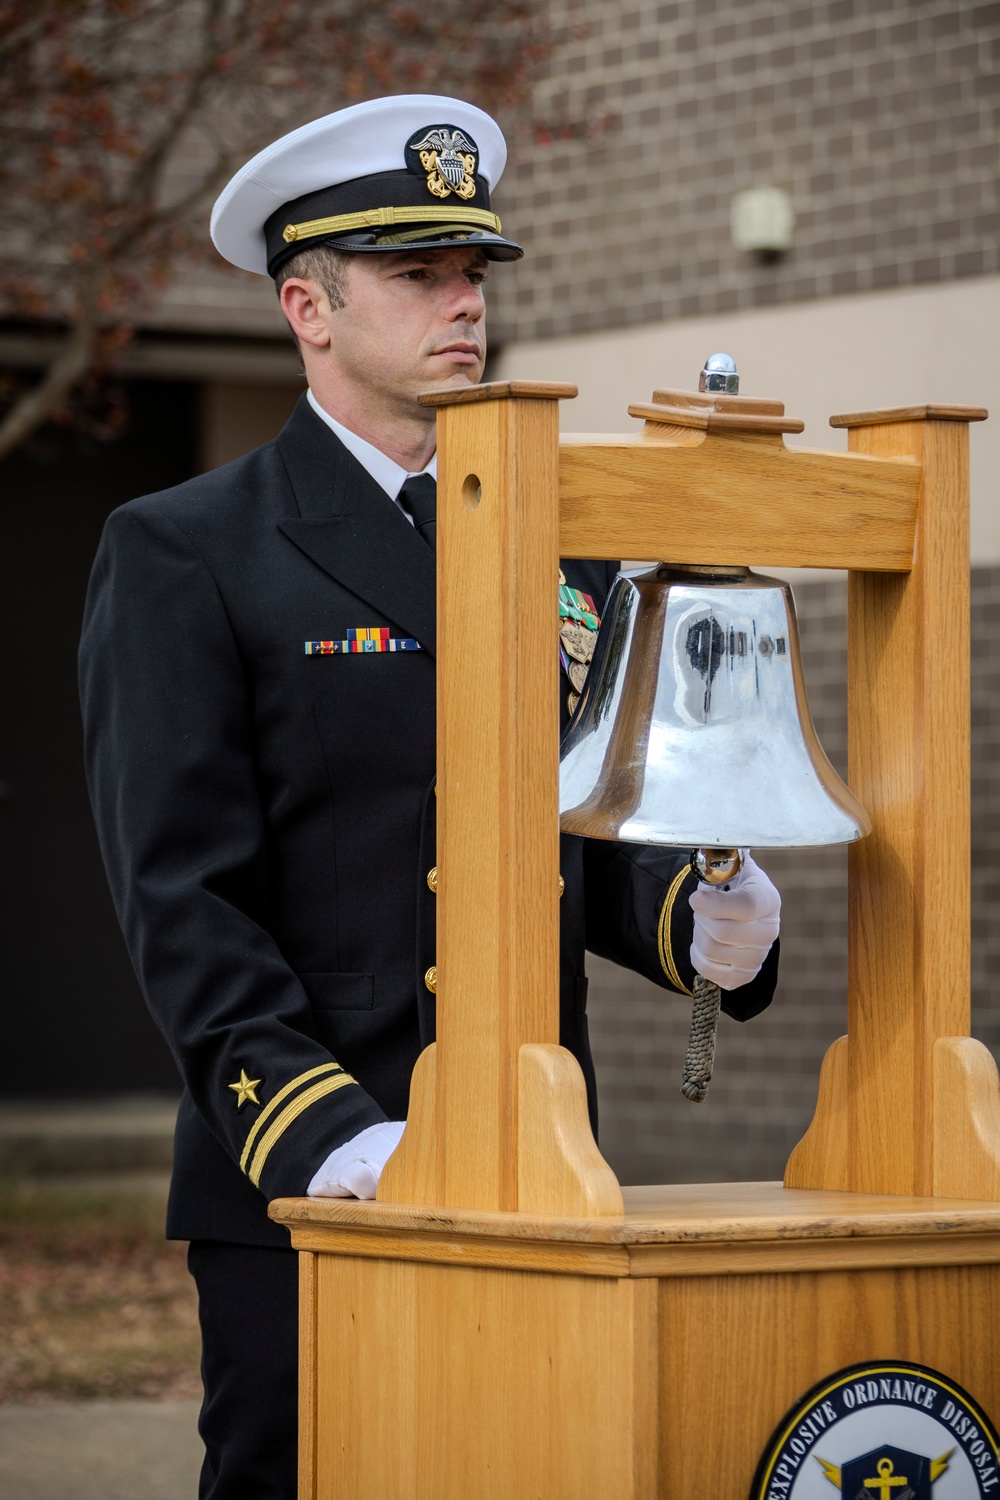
[{"left": 405, "top": 124, "right": 478, "bottom": 200}]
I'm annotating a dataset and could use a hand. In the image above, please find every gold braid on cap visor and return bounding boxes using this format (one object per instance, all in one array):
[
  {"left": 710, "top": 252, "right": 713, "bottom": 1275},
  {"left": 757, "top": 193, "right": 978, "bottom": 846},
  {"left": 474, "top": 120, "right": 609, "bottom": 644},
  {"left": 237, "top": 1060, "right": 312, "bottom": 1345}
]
[{"left": 282, "top": 203, "right": 502, "bottom": 243}]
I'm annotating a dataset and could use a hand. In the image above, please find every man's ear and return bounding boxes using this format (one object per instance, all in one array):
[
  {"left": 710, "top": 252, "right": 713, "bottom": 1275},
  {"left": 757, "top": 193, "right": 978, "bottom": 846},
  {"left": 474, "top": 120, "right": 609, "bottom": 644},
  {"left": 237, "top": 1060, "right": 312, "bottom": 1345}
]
[{"left": 279, "top": 279, "right": 331, "bottom": 349}]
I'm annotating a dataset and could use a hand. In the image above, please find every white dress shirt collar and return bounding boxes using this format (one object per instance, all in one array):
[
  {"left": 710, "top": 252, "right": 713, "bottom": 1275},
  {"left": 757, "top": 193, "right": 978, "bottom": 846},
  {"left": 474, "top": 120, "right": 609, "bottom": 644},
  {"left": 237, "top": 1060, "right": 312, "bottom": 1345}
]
[{"left": 307, "top": 388, "right": 437, "bottom": 504}]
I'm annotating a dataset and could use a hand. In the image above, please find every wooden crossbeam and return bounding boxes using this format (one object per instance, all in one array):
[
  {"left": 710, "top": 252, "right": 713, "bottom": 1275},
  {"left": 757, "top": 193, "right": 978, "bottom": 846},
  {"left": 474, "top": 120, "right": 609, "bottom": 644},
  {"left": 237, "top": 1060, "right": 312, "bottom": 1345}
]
[{"left": 558, "top": 432, "right": 920, "bottom": 571}]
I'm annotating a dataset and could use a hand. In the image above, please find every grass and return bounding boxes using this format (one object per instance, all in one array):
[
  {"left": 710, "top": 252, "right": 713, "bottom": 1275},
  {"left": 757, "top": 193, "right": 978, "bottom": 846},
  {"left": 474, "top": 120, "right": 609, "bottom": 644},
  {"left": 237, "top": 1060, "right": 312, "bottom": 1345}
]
[{"left": 0, "top": 1180, "right": 201, "bottom": 1405}]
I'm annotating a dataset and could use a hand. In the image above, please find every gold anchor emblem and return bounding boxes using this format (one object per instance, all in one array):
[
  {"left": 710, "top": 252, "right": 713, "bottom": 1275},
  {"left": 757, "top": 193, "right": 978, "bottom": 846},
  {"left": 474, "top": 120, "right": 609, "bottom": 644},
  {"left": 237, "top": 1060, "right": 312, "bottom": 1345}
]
[
  {"left": 817, "top": 1446, "right": 952, "bottom": 1490},
  {"left": 863, "top": 1458, "right": 909, "bottom": 1500}
]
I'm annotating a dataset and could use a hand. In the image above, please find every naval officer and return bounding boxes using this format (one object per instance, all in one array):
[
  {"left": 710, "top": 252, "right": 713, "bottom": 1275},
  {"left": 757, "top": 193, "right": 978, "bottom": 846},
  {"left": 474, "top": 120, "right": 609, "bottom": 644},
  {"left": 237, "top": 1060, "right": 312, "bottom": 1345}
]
[{"left": 79, "top": 94, "right": 782, "bottom": 1499}]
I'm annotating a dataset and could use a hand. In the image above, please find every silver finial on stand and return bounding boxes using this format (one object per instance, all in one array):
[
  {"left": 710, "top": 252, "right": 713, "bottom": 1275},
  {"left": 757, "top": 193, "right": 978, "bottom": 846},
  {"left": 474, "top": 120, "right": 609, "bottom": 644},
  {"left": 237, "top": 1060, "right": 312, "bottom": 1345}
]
[{"left": 699, "top": 352, "right": 739, "bottom": 395}]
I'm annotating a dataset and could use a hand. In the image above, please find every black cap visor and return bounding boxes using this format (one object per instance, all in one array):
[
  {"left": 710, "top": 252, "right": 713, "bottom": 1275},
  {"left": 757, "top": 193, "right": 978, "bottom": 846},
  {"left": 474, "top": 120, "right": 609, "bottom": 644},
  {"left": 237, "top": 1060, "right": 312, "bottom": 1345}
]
[
  {"left": 265, "top": 170, "right": 521, "bottom": 275},
  {"left": 281, "top": 229, "right": 522, "bottom": 267}
]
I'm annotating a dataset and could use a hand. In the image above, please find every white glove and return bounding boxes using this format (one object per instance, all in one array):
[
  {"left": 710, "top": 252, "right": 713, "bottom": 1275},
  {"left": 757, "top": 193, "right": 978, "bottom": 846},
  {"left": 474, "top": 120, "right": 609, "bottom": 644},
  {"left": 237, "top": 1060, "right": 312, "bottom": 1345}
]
[
  {"left": 306, "top": 1120, "right": 405, "bottom": 1199},
  {"left": 689, "top": 855, "right": 780, "bottom": 991}
]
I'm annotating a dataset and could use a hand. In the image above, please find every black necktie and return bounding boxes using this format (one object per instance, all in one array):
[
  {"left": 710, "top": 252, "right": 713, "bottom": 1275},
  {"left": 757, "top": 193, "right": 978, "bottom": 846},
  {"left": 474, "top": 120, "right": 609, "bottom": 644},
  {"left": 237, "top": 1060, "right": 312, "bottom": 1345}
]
[{"left": 399, "top": 474, "right": 436, "bottom": 552}]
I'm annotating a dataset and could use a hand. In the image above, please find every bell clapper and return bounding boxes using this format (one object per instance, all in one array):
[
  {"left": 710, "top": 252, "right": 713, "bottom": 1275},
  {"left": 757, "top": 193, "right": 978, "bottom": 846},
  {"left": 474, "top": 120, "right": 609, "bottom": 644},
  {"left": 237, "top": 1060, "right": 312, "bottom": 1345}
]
[{"left": 681, "top": 847, "right": 746, "bottom": 1103}]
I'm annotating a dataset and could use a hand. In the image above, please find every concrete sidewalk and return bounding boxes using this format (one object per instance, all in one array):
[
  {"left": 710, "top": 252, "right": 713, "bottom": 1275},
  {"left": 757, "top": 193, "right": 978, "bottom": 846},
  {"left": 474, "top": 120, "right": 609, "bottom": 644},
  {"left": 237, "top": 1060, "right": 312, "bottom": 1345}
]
[
  {"left": 0, "top": 1111, "right": 197, "bottom": 1498},
  {"left": 0, "top": 1401, "right": 203, "bottom": 1500},
  {"left": 0, "top": 1097, "right": 178, "bottom": 1177}
]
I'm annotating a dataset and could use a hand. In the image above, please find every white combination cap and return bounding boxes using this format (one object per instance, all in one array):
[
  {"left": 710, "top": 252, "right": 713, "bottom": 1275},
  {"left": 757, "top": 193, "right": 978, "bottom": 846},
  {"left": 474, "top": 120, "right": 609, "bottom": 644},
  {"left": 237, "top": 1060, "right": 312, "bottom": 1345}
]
[{"left": 211, "top": 93, "right": 521, "bottom": 277}]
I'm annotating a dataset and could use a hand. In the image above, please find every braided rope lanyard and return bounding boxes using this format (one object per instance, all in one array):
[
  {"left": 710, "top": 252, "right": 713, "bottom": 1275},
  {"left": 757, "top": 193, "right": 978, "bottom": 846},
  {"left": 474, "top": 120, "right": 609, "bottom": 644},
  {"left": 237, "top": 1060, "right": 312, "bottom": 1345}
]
[
  {"left": 681, "top": 973, "right": 722, "bottom": 1103},
  {"left": 680, "top": 847, "right": 745, "bottom": 1104}
]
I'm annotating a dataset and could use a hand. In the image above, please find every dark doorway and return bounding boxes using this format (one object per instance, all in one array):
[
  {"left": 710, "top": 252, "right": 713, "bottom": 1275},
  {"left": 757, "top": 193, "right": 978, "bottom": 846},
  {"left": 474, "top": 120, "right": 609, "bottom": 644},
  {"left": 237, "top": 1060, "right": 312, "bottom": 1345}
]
[{"left": 0, "top": 380, "right": 197, "bottom": 1098}]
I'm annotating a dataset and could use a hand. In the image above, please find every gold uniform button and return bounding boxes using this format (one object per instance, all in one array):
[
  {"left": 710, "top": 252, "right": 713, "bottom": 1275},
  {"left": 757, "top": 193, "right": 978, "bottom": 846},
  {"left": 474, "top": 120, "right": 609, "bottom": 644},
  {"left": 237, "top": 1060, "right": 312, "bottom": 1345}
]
[
  {"left": 559, "top": 874, "right": 565, "bottom": 898},
  {"left": 424, "top": 966, "right": 437, "bottom": 994},
  {"left": 427, "top": 866, "right": 438, "bottom": 894}
]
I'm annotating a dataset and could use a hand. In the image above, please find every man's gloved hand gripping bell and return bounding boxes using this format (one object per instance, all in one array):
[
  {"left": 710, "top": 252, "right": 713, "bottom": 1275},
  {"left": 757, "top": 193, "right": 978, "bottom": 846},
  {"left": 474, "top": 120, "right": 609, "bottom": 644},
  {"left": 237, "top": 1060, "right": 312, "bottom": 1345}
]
[
  {"left": 689, "top": 854, "right": 781, "bottom": 990},
  {"left": 679, "top": 852, "right": 781, "bottom": 1103}
]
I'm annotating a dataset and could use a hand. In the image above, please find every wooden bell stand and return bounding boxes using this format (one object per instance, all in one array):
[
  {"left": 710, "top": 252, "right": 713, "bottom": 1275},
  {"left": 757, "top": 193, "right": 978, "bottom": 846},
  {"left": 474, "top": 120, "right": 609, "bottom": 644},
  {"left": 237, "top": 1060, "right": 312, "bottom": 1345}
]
[{"left": 272, "top": 382, "right": 1000, "bottom": 1499}]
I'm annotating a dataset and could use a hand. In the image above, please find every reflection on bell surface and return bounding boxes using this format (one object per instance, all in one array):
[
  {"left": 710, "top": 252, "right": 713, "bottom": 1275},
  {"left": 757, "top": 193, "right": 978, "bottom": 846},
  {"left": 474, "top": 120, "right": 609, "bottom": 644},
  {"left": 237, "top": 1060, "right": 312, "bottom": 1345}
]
[{"left": 559, "top": 564, "right": 870, "bottom": 848}]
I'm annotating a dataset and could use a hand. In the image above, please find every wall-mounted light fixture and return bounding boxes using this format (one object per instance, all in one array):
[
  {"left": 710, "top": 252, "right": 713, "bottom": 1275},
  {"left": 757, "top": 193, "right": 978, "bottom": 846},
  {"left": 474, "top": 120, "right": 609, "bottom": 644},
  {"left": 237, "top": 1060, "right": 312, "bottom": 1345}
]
[{"left": 731, "top": 186, "right": 795, "bottom": 261}]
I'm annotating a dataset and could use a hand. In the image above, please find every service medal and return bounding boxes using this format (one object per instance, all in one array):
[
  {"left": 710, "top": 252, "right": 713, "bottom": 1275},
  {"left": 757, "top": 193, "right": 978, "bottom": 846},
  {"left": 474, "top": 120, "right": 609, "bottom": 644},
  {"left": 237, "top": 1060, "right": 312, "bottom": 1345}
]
[
  {"left": 567, "top": 659, "right": 589, "bottom": 694},
  {"left": 558, "top": 575, "right": 601, "bottom": 718},
  {"left": 560, "top": 621, "right": 595, "bottom": 665}
]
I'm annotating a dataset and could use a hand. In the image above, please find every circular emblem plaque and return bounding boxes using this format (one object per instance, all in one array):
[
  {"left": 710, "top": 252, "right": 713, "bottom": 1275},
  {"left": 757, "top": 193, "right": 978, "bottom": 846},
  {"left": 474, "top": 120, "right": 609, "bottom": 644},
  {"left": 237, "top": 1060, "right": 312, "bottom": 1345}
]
[{"left": 750, "top": 1361, "right": 1000, "bottom": 1499}]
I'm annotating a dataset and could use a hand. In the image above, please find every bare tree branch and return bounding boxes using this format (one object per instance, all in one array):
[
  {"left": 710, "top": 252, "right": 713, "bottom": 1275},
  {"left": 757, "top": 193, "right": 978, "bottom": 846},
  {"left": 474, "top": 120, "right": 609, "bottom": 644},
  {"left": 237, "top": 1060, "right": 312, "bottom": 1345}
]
[{"left": 107, "top": 150, "right": 236, "bottom": 257}]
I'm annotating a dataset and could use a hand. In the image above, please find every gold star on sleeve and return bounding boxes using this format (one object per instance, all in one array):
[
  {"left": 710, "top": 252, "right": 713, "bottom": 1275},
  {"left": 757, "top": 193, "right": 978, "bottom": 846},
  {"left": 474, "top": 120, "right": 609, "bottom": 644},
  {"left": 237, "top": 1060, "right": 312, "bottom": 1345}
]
[{"left": 228, "top": 1069, "right": 262, "bottom": 1109}]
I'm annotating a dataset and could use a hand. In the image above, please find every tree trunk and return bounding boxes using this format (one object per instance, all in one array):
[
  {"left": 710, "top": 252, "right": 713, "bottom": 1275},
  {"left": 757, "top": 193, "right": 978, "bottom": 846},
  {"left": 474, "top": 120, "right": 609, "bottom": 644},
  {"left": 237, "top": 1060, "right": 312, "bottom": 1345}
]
[{"left": 0, "top": 285, "right": 100, "bottom": 463}]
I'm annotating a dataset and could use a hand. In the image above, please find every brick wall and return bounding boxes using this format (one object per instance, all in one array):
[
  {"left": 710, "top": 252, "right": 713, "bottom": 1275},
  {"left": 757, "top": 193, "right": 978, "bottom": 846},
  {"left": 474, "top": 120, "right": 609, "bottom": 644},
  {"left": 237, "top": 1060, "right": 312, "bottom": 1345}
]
[
  {"left": 588, "top": 569, "right": 1000, "bottom": 1185},
  {"left": 491, "top": 0, "right": 1000, "bottom": 343},
  {"left": 971, "top": 567, "right": 1000, "bottom": 1068}
]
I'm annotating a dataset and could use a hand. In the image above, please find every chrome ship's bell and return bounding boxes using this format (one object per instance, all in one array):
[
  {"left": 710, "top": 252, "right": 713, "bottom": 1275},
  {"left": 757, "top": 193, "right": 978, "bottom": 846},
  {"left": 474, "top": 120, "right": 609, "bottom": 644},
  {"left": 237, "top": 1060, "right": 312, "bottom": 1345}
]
[
  {"left": 559, "top": 354, "right": 870, "bottom": 1106},
  {"left": 559, "top": 561, "right": 870, "bottom": 849}
]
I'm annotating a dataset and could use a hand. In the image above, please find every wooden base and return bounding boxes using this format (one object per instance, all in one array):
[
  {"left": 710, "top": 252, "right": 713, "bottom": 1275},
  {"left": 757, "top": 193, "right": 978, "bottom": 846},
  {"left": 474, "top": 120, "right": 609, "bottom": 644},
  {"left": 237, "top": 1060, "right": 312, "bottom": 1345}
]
[{"left": 273, "top": 1184, "right": 1000, "bottom": 1500}]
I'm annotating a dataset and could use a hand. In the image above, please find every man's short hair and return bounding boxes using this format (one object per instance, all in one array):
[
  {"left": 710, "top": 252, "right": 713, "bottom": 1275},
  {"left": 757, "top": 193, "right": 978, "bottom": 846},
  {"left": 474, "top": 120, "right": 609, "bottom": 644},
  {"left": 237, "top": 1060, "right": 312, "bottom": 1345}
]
[{"left": 273, "top": 245, "right": 352, "bottom": 310}]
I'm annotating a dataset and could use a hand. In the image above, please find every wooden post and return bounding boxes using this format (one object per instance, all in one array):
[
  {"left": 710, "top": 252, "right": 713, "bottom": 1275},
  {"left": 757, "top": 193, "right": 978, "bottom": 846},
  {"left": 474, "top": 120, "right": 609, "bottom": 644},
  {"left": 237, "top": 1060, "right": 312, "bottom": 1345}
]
[
  {"left": 379, "top": 382, "right": 622, "bottom": 1216},
  {"left": 786, "top": 404, "right": 1000, "bottom": 1198}
]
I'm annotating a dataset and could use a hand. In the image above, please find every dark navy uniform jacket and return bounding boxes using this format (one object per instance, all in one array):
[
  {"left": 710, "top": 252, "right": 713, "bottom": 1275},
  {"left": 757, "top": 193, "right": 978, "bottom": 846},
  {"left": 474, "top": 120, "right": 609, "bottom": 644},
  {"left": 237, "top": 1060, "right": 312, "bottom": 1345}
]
[{"left": 79, "top": 396, "right": 778, "bottom": 1248}]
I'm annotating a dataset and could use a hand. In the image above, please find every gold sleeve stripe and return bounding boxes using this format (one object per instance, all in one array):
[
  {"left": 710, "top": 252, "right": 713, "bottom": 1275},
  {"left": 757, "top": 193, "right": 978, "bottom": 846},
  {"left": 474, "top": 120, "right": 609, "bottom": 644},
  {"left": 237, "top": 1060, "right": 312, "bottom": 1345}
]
[
  {"left": 282, "top": 203, "right": 501, "bottom": 244},
  {"left": 658, "top": 866, "right": 693, "bottom": 996},
  {"left": 239, "top": 1061, "right": 342, "bottom": 1174},
  {"left": 248, "top": 1072, "right": 358, "bottom": 1188}
]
